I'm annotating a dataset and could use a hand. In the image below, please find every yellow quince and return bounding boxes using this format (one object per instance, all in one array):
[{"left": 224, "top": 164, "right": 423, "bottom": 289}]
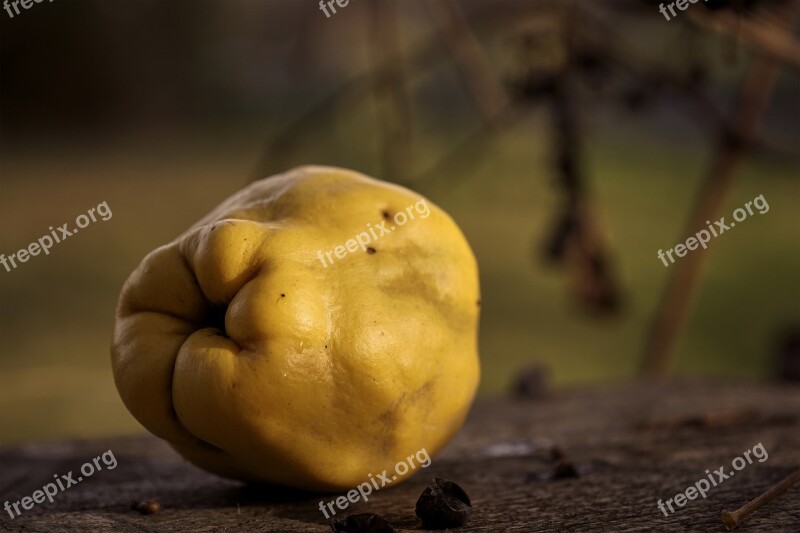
[{"left": 111, "top": 166, "right": 480, "bottom": 491}]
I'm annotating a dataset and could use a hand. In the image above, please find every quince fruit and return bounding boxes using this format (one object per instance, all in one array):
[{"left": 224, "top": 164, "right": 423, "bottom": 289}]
[{"left": 111, "top": 166, "right": 480, "bottom": 490}]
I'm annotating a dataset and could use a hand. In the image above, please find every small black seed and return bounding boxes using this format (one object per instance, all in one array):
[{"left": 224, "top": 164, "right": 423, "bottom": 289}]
[
  {"left": 330, "top": 513, "right": 395, "bottom": 532},
  {"left": 382, "top": 210, "right": 391, "bottom": 219},
  {"left": 511, "top": 364, "right": 551, "bottom": 400},
  {"left": 553, "top": 461, "right": 579, "bottom": 479},
  {"left": 550, "top": 446, "right": 565, "bottom": 462},
  {"left": 280, "top": 294, "right": 285, "bottom": 298},
  {"left": 415, "top": 477, "right": 472, "bottom": 529},
  {"left": 367, "top": 247, "right": 376, "bottom": 254}
]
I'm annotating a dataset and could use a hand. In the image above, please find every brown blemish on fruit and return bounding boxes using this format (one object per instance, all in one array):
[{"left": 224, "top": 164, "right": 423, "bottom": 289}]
[
  {"left": 367, "top": 247, "right": 376, "bottom": 254},
  {"left": 377, "top": 409, "right": 398, "bottom": 432},
  {"left": 374, "top": 380, "right": 435, "bottom": 455},
  {"left": 376, "top": 409, "right": 398, "bottom": 455},
  {"left": 382, "top": 210, "right": 391, "bottom": 219},
  {"left": 378, "top": 265, "right": 470, "bottom": 333},
  {"left": 408, "top": 380, "right": 434, "bottom": 412}
]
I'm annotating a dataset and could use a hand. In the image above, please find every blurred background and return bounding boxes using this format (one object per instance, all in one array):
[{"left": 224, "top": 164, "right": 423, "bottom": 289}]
[{"left": 0, "top": 0, "right": 798, "bottom": 443}]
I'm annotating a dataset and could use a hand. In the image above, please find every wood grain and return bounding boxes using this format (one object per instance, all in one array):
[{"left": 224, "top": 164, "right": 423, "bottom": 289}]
[{"left": 1, "top": 380, "right": 798, "bottom": 532}]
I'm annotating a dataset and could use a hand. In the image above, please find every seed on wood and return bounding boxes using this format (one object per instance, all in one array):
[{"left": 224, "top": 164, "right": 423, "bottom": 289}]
[
  {"left": 415, "top": 477, "right": 472, "bottom": 529},
  {"left": 553, "top": 461, "right": 580, "bottom": 479},
  {"left": 511, "top": 364, "right": 551, "bottom": 400},
  {"left": 330, "top": 513, "right": 395, "bottom": 532},
  {"left": 131, "top": 500, "right": 161, "bottom": 514},
  {"left": 550, "top": 446, "right": 566, "bottom": 461}
]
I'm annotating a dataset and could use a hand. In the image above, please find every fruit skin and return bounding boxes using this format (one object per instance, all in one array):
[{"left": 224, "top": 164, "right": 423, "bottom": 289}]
[{"left": 111, "top": 166, "right": 480, "bottom": 491}]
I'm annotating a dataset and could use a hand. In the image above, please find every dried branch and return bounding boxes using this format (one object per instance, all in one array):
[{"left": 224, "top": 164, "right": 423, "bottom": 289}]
[
  {"left": 369, "top": 0, "right": 412, "bottom": 181},
  {"left": 641, "top": 53, "right": 783, "bottom": 376},
  {"left": 425, "top": 0, "right": 510, "bottom": 122},
  {"left": 687, "top": 3, "right": 800, "bottom": 70}
]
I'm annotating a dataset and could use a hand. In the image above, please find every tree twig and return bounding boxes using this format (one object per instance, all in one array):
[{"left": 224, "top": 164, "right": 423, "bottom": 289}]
[
  {"left": 641, "top": 52, "right": 783, "bottom": 376},
  {"left": 425, "top": 0, "right": 510, "bottom": 123},
  {"left": 369, "top": 0, "right": 412, "bottom": 181},
  {"left": 687, "top": 4, "right": 800, "bottom": 70}
]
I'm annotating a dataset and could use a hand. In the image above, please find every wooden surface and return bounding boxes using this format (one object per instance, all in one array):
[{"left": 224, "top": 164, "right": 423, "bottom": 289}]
[{"left": 1, "top": 380, "right": 798, "bottom": 532}]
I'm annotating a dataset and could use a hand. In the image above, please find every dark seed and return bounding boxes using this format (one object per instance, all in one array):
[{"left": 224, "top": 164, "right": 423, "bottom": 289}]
[
  {"left": 330, "top": 513, "right": 395, "bottom": 532},
  {"left": 367, "top": 247, "right": 376, "bottom": 254},
  {"left": 131, "top": 500, "right": 161, "bottom": 514},
  {"left": 415, "top": 477, "right": 472, "bottom": 529},
  {"left": 553, "top": 461, "right": 579, "bottom": 479},
  {"left": 549, "top": 446, "right": 565, "bottom": 462},
  {"left": 511, "top": 364, "right": 551, "bottom": 400}
]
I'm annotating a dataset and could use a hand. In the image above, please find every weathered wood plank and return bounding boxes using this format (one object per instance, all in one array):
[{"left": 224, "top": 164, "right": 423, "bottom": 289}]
[{"left": 1, "top": 380, "right": 798, "bottom": 532}]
